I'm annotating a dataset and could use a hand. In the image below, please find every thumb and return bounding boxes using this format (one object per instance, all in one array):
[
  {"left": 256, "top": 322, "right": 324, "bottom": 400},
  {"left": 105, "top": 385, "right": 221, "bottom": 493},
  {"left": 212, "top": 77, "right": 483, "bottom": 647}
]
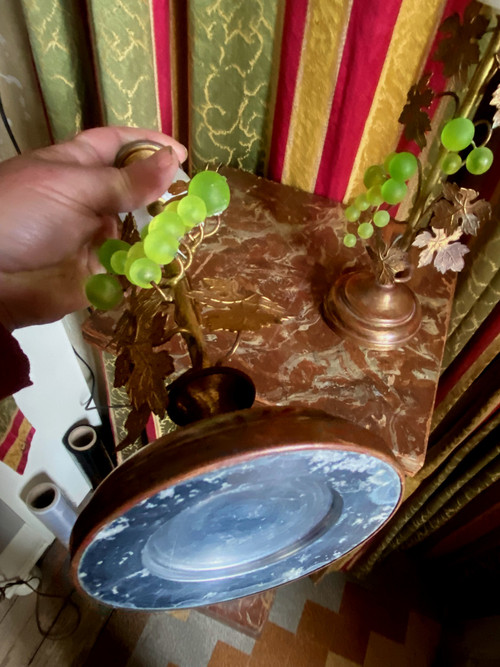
[{"left": 88, "top": 146, "right": 181, "bottom": 214}]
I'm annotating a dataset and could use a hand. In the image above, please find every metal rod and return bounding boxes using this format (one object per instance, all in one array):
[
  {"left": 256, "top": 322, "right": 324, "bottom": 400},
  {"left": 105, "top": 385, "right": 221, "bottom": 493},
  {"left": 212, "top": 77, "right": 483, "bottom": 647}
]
[
  {"left": 173, "top": 277, "right": 209, "bottom": 369},
  {"left": 401, "top": 21, "right": 500, "bottom": 249}
]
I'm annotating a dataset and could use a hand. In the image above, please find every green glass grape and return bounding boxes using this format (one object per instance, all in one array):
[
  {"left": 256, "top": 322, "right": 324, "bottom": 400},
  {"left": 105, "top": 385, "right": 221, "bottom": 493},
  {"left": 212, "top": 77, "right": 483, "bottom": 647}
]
[
  {"left": 140, "top": 224, "right": 150, "bottom": 240},
  {"left": 144, "top": 230, "right": 179, "bottom": 265},
  {"left": 466, "top": 146, "right": 493, "bottom": 175},
  {"left": 441, "top": 153, "right": 463, "bottom": 175},
  {"left": 355, "top": 193, "right": 370, "bottom": 211},
  {"left": 357, "top": 222, "right": 374, "bottom": 239},
  {"left": 124, "top": 242, "right": 146, "bottom": 277},
  {"left": 363, "top": 165, "right": 386, "bottom": 189},
  {"left": 127, "top": 242, "right": 146, "bottom": 261},
  {"left": 128, "top": 258, "right": 162, "bottom": 289},
  {"left": 97, "top": 239, "right": 130, "bottom": 273},
  {"left": 188, "top": 170, "right": 230, "bottom": 216},
  {"left": 110, "top": 250, "right": 128, "bottom": 275},
  {"left": 373, "top": 210, "right": 390, "bottom": 228},
  {"left": 345, "top": 205, "right": 360, "bottom": 222},
  {"left": 441, "top": 117, "right": 475, "bottom": 151},
  {"left": 383, "top": 152, "right": 397, "bottom": 173},
  {"left": 366, "top": 185, "right": 383, "bottom": 206},
  {"left": 85, "top": 274, "right": 123, "bottom": 310},
  {"left": 388, "top": 152, "right": 418, "bottom": 181},
  {"left": 150, "top": 210, "right": 186, "bottom": 238},
  {"left": 165, "top": 200, "right": 180, "bottom": 212},
  {"left": 177, "top": 195, "right": 207, "bottom": 229},
  {"left": 381, "top": 178, "right": 407, "bottom": 205},
  {"left": 343, "top": 233, "right": 357, "bottom": 248}
]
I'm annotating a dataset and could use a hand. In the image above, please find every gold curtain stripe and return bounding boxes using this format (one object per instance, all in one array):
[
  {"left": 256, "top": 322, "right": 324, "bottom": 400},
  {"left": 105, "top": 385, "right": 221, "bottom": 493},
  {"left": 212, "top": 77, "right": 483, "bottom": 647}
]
[
  {"left": 3, "top": 418, "right": 32, "bottom": 471},
  {"left": 281, "top": 0, "right": 353, "bottom": 193},
  {"left": 344, "top": 0, "right": 443, "bottom": 202}
]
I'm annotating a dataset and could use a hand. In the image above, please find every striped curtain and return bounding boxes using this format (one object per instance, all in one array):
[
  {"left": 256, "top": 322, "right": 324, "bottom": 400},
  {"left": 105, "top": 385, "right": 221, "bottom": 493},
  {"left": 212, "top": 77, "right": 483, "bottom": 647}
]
[
  {"left": 0, "top": 0, "right": 471, "bottom": 199},
  {"left": 1, "top": 0, "right": 499, "bottom": 557}
]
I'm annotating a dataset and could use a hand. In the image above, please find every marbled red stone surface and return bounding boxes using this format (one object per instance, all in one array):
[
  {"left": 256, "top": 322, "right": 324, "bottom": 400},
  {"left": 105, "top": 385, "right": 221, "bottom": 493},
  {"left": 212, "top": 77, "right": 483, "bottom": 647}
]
[
  {"left": 200, "top": 590, "right": 275, "bottom": 639},
  {"left": 184, "top": 168, "right": 455, "bottom": 476}
]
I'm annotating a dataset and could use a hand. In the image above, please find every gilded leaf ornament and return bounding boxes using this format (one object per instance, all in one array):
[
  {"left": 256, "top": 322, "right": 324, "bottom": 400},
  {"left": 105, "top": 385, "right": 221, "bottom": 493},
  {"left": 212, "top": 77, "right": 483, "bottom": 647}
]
[
  {"left": 412, "top": 228, "right": 469, "bottom": 273},
  {"left": 433, "top": 1, "right": 489, "bottom": 83},
  {"left": 399, "top": 74, "right": 434, "bottom": 148},
  {"left": 431, "top": 182, "right": 491, "bottom": 236}
]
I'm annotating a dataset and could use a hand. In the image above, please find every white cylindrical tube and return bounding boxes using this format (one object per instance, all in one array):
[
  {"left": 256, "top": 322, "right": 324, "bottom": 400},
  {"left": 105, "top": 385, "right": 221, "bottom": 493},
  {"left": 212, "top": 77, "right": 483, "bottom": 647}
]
[{"left": 25, "top": 482, "right": 77, "bottom": 547}]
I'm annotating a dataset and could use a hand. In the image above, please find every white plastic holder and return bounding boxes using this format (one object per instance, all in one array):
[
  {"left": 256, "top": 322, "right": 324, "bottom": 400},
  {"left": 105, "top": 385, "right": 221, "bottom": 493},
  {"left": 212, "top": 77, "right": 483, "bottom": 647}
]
[{"left": 25, "top": 482, "right": 77, "bottom": 548}]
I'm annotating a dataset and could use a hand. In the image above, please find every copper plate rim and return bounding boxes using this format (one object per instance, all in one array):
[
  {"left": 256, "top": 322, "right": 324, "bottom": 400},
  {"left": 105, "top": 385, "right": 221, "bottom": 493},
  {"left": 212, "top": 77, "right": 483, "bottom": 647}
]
[{"left": 70, "top": 406, "right": 405, "bottom": 595}]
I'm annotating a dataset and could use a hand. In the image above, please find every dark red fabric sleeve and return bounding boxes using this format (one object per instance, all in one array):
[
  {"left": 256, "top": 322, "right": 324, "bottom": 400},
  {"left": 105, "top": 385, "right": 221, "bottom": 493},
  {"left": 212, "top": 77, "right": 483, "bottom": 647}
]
[{"left": 0, "top": 323, "right": 32, "bottom": 400}]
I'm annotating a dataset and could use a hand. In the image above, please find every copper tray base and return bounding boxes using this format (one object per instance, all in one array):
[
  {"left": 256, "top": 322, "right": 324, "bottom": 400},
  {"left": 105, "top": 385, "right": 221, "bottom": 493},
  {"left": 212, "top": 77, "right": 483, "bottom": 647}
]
[
  {"left": 323, "top": 270, "right": 422, "bottom": 350},
  {"left": 71, "top": 407, "right": 403, "bottom": 610}
]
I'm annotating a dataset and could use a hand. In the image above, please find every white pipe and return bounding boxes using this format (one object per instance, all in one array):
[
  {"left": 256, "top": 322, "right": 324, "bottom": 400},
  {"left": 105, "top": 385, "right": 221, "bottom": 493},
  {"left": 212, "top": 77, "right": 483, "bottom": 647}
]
[{"left": 25, "top": 482, "right": 77, "bottom": 548}]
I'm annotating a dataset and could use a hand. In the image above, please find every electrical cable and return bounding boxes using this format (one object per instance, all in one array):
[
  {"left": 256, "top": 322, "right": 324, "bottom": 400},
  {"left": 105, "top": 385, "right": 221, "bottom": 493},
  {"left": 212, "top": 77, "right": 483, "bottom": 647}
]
[
  {"left": 71, "top": 345, "right": 128, "bottom": 411},
  {"left": 0, "top": 89, "right": 22, "bottom": 155},
  {"left": 0, "top": 575, "right": 81, "bottom": 639}
]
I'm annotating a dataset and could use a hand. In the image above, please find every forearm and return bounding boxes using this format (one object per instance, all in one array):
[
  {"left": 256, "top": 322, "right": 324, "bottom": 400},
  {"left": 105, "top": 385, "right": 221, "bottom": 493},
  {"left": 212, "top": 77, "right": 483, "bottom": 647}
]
[{"left": 0, "top": 320, "right": 32, "bottom": 400}]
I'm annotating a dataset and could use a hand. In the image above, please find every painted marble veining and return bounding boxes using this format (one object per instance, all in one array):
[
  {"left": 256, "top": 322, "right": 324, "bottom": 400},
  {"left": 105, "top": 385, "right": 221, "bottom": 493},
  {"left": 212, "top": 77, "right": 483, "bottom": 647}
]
[
  {"left": 82, "top": 168, "right": 454, "bottom": 472},
  {"left": 78, "top": 449, "right": 401, "bottom": 609},
  {"left": 181, "top": 168, "right": 455, "bottom": 475}
]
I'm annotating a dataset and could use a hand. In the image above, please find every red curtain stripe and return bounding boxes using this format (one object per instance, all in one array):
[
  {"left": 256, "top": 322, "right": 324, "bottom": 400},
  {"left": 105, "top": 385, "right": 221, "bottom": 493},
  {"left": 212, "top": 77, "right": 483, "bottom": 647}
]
[
  {"left": 396, "top": 0, "right": 472, "bottom": 157},
  {"left": 267, "top": 0, "right": 309, "bottom": 184},
  {"left": 152, "top": 0, "right": 173, "bottom": 136},
  {"left": 314, "top": 0, "right": 403, "bottom": 201}
]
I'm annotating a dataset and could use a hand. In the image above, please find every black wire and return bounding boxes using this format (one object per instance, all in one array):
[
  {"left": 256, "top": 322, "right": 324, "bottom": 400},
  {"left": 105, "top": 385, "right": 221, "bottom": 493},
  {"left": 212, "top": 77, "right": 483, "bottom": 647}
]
[
  {"left": 71, "top": 345, "right": 128, "bottom": 411},
  {"left": 0, "top": 89, "right": 21, "bottom": 155},
  {"left": 0, "top": 576, "right": 81, "bottom": 639}
]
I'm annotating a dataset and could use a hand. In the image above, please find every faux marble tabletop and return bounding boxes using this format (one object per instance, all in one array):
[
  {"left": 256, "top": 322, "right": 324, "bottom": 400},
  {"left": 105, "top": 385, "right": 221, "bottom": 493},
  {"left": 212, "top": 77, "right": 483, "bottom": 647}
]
[{"left": 186, "top": 168, "right": 455, "bottom": 477}]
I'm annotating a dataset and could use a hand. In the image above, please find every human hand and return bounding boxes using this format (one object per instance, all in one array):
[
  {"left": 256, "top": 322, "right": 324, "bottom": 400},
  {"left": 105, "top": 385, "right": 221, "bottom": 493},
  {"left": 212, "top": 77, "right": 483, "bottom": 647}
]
[{"left": 0, "top": 126, "right": 186, "bottom": 330}]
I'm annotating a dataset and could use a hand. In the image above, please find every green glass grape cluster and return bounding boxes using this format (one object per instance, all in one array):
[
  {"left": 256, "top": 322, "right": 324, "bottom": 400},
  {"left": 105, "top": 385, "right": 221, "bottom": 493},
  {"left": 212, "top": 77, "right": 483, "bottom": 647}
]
[
  {"left": 343, "top": 151, "right": 417, "bottom": 247},
  {"left": 85, "top": 170, "right": 230, "bottom": 310},
  {"left": 440, "top": 117, "right": 493, "bottom": 176}
]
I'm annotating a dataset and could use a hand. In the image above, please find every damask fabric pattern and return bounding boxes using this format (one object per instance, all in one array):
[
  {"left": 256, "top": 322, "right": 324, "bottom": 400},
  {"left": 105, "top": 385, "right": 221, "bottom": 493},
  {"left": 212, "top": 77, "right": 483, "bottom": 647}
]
[
  {"left": 188, "top": 0, "right": 281, "bottom": 175},
  {"left": 0, "top": 1, "right": 50, "bottom": 160},
  {"left": 345, "top": 356, "right": 500, "bottom": 576},
  {"left": 442, "top": 215, "right": 500, "bottom": 370},
  {"left": 86, "top": 0, "right": 160, "bottom": 130},
  {"left": 20, "top": 0, "right": 96, "bottom": 142}
]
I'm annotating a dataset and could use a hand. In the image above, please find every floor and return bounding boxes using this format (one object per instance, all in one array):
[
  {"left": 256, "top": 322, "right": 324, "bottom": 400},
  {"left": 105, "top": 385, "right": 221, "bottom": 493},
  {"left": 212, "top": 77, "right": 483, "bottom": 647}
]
[{"left": 0, "top": 541, "right": 442, "bottom": 667}]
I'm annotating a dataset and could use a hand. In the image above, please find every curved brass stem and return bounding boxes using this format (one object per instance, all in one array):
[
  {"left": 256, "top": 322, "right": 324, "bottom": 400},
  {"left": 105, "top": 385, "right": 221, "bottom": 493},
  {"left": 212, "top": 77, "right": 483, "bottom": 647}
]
[
  {"left": 173, "top": 278, "right": 209, "bottom": 369},
  {"left": 401, "top": 23, "right": 500, "bottom": 250},
  {"left": 215, "top": 331, "right": 242, "bottom": 366},
  {"left": 204, "top": 215, "right": 222, "bottom": 238}
]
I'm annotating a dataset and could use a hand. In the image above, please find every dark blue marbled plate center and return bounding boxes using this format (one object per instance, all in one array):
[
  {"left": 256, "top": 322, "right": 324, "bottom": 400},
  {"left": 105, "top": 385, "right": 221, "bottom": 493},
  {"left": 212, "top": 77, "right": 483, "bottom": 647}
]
[{"left": 78, "top": 449, "right": 401, "bottom": 609}]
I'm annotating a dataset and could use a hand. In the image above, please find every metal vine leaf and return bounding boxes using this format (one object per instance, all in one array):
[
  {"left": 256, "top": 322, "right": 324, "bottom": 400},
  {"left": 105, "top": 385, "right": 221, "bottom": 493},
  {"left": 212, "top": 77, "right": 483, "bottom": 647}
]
[
  {"left": 399, "top": 74, "right": 434, "bottom": 149},
  {"left": 412, "top": 228, "right": 469, "bottom": 273},
  {"left": 190, "top": 278, "right": 287, "bottom": 332},
  {"left": 366, "top": 235, "right": 410, "bottom": 285},
  {"left": 117, "top": 405, "right": 151, "bottom": 451},
  {"left": 431, "top": 182, "right": 491, "bottom": 235},
  {"left": 490, "top": 82, "right": 500, "bottom": 129},
  {"left": 121, "top": 212, "right": 141, "bottom": 245},
  {"left": 433, "top": 1, "right": 489, "bottom": 83},
  {"left": 112, "top": 290, "right": 175, "bottom": 447}
]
